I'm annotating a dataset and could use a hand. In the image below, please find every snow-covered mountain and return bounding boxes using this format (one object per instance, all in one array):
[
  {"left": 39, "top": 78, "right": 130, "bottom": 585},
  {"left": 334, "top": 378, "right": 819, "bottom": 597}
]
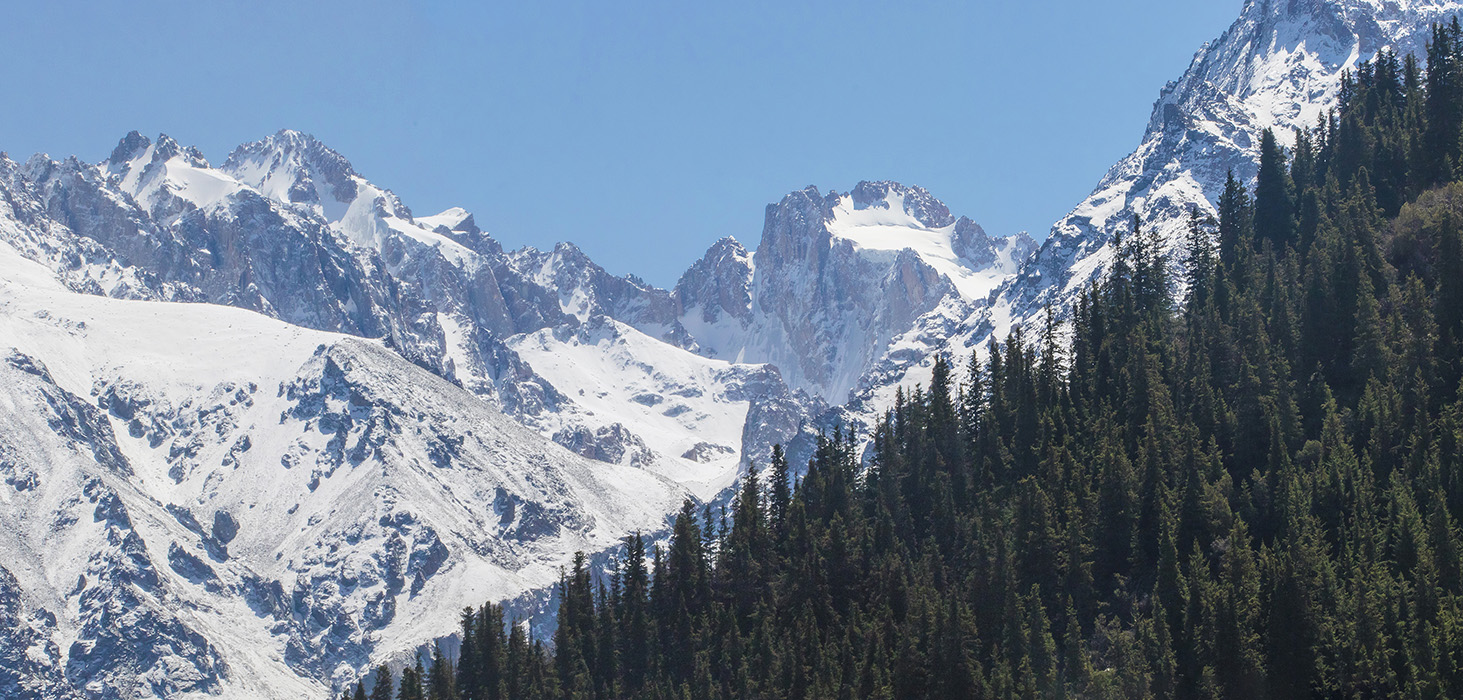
[
  {"left": 808, "top": 0, "right": 1463, "bottom": 446},
  {"left": 0, "top": 131, "right": 820, "bottom": 698},
  {"left": 4, "top": 129, "right": 823, "bottom": 499},
  {"left": 999, "top": 0, "right": 1463, "bottom": 326},
  {"left": 3, "top": 0, "right": 1457, "bottom": 695},
  {"left": 0, "top": 128, "right": 1027, "bottom": 695},
  {"left": 675, "top": 181, "right": 1034, "bottom": 404},
  {"left": 0, "top": 241, "right": 685, "bottom": 698}
]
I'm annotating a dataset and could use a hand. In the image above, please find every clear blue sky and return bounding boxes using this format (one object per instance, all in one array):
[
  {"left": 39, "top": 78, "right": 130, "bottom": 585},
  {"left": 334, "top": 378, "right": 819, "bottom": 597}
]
[{"left": 1, "top": 0, "right": 1241, "bottom": 288}]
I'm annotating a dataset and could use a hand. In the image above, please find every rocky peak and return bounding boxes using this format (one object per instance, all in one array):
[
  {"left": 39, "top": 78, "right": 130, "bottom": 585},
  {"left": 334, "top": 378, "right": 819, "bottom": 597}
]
[
  {"left": 157, "top": 134, "right": 210, "bottom": 169},
  {"left": 222, "top": 129, "right": 363, "bottom": 215},
  {"left": 107, "top": 130, "right": 151, "bottom": 168},
  {"left": 674, "top": 236, "right": 753, "bottom": 324},
  {"left": 951, "top": 216, "right": 1037, "bottom": 270},
  {"left": 103, "top": 132, "right": 210, "bottom": 175},
  {"left": 225, "top": 129, "right": 357, "bottom": 178},
  {"left": 847, "top": 180, "right": 956, "bottom": 228},
  {"left": 704, "top": 235, "right": 749, "bottom": 260},
  {"left": 504, "top": 241, "right": 685, "bottom": 344},
  {"left": 756, "top": 186, "right": 837, "bottom": 266},
  {"left": 150, "top": 133, "right": 184, "bottom": 163},
  {"left": 675, "top": 178, "right": 1039, "bottom": 401},
  {"left": 19, "top": 152, "right": 57, "bottom": 181},
  {"left": 950, "top": 216, "right": 994, "bottom": 264}
]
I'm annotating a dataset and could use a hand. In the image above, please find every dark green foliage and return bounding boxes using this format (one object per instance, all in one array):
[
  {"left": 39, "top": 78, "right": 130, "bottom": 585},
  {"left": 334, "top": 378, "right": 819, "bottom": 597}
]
[
  {"left": 338, "top": 37, "right": 1463, "bottom": 700},
  {"left": 1255, "top": 129, "right": 1298, "bottom": 251},
  {"left": 370, "top": 666, "right": 393, "bottom": 700}
]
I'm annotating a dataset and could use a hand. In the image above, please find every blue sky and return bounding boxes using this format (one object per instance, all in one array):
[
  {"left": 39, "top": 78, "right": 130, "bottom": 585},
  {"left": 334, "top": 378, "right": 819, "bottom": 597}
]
[{"left": 1, "top": 0, "right": 1241, "bottom": 287}]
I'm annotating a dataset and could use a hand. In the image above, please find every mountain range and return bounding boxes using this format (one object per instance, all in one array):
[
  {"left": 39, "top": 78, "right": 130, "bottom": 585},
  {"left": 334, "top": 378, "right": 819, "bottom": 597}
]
[{"left": 3, "top": 0, "right": 1459, "bottom": 696}]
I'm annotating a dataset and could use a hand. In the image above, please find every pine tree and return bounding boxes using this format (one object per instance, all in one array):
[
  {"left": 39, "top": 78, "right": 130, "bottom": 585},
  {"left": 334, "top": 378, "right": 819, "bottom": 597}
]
[
  {"left": 370, "top": 666, "right": 394, "bottom": 700},
  {"left": 1218, "top": 170, "right": 1255, "bottom": 272},
  {"left": 1256, "top": 129, "right": 1299, "bottom": 252},
  {"left": 444, "top": 38, "right": 1463, "bottom": 700}
]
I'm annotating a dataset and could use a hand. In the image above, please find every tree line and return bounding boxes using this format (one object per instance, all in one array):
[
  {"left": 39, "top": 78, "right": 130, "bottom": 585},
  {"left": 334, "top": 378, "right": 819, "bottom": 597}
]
[{"left": 341, "top": 19, "right": 1463, "bottom": 700}]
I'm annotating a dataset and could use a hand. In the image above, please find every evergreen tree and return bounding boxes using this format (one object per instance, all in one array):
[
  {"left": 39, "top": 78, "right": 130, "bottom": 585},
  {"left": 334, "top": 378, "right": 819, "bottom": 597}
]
[
  {"left": 375, "top": 39, "right": 1463, "bottom": 700},
  {"left": 1256, "top": 128, "right": 1299, "bottom": 252},
  {"left": 370, "top": 666, "right": 393, "bottom": 700}
]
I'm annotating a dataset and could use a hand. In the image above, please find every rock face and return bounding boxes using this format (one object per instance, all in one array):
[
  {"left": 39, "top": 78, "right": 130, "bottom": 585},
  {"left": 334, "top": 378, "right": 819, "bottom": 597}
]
[
  {"left": 674, "top": 237, "right": 753, "bottom": 325},
  {"left": 675, "top": 182, "right": 1034, "bottom": 404},
  {"left": 0, "top": 564, "right": 76, "bottom": 700}
]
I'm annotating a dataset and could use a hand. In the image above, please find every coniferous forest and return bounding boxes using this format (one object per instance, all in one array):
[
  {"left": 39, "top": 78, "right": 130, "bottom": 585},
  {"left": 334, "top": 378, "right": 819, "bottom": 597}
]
[{"left": 347, "top": 21, "right": 1463, "bottom": 700}]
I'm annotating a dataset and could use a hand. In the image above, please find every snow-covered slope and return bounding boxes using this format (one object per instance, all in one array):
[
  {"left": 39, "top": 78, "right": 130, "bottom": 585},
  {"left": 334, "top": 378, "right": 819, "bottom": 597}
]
[
  {"left": 2, "top": 130, "right": 814, "bottom": 491},
  {"left": 103, "top": 132, "right": 243, "bottom": 218},
  {"left": 508, "top": 315, "right": 817, "bottom": 501},
  {"left": 0, "top": 239, "right": 685, "bottom": 698},
  {"left": 998, "top": 0, "right": 1463, "bottom": 327},
  {"left": 803, "top": 0, "right": 1463, "bottom": 454},
  {"left": 0, "top": 130, "right": 830, "bottom": 697}
]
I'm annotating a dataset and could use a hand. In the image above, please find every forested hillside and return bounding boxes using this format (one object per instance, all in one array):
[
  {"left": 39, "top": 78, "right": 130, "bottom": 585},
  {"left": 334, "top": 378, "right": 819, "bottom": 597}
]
[{"left": 345, "top": 20, "right": 1463, "bottom": 700}]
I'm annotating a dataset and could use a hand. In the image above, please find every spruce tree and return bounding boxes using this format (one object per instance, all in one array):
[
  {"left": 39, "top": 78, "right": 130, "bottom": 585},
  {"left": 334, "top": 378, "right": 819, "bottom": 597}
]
[
  {"left": 1255, "top": 128, "right": 1299, "bottom": 252},
  {"left": 370, "top": 666, "right": 393, "bottom": 700}
]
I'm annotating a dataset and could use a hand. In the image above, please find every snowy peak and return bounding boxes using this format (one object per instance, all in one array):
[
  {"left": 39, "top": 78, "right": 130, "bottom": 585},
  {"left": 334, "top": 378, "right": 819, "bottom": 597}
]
[
  {"left": 676, "top": 181, "right": 1030, "bottom": 403},
  {"left": 222, "top": 129, "right": 387, "bottom": 222},
  {"left": 748, "top": 180, "right": 1031, "bottom": 298},
  {"left": 997, "top": 0, "right": 1463, "bottom": 326},
  {"left": 104, "top": 132, "right": 210, "bottom": 173},
  {"left": 102, "top": 131, "right": 240, "bottom": 215},
  {"left": 844, "top": 180, "right": 956, "bottom": 229},
  {"left": 221, "top": 130, "right": 493, "bottom": 266},
  {"left": 1165, "top": 0, "right": 1402, "bottom": 132},
  {"left": 821, "top": 182, "right": 1033, "bottom": 301},
  {"left": 417, "top": 206, "right": 498, "bottom": 255},
  {"left": 106, "top": 130, "right": 152, "bottom": 168},
  {"left": 418, "top": 206, "right": 480, "bottom": 236}
]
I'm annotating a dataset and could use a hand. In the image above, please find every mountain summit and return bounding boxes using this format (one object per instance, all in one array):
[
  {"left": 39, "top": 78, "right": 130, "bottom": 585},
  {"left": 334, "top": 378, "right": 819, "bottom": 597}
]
[
  {"left": 998, "top": 0, "right": 1463, "bottom": 324},
  {"left": 675, "top": 181, "right": 1033, "bottom": 403}
]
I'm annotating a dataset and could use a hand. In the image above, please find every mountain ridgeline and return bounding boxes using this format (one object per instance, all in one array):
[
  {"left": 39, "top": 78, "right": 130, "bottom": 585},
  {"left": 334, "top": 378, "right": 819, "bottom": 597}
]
[{"left": 355, "top": 21, "right": 1463, "bottom": 700}]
